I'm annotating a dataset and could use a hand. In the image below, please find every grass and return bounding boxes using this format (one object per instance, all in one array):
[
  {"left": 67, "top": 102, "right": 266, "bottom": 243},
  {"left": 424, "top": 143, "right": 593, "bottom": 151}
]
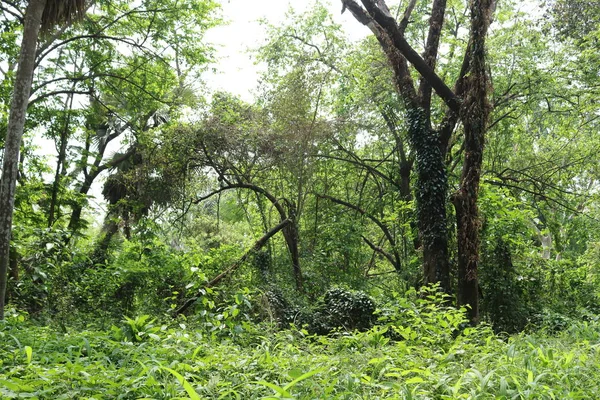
[{"left": 1, "top": 308, "right": 599, "bottom": 399}]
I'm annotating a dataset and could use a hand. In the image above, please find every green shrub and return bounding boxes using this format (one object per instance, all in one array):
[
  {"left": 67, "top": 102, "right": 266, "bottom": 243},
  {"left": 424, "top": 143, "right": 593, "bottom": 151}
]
[{"left": 308, "top": 287, "right": 376, "bottom": 334}]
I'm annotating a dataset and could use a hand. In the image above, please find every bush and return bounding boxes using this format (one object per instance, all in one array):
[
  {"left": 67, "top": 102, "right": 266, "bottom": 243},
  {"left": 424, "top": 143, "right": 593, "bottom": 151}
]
[{"left": 308, "top": 288, "right": 376, "bottom": 334}]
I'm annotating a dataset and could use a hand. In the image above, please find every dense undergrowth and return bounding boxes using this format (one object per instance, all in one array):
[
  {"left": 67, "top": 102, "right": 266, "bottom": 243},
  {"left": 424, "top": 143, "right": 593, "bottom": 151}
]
[{"left": 2, "top": 289, "right": 600, "bottom": 399}]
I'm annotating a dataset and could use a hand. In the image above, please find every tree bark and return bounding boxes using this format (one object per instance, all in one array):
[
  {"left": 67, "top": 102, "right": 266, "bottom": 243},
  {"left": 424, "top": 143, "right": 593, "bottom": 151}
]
[
  {"left": 407, "top": 108, "right": 450, "bottom": 291},
  {"left": 0, "top": 0, "right": 47, "bottom": 320},
  {"left": 451, "top": 0, "right": 494, "bottom": 325},
  {"left": 341, "top": 0, "right": 451, "bottom": 292}
]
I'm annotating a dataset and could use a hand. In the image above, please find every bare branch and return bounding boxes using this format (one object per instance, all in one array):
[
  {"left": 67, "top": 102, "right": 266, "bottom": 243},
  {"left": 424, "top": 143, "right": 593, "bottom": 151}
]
[{"left": 398, "top": 0, "right": 417, "bottom": 34}]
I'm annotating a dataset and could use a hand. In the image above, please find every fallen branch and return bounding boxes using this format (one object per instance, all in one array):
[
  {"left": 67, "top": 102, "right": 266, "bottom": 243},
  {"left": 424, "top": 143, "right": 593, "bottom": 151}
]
[{"left": 173, "top": 219, "right": 291, "bottom": 316}]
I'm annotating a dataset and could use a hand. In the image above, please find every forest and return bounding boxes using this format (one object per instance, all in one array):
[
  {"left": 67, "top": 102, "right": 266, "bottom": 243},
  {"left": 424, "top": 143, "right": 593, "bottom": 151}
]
[{"left": 1, "top": 0, "right": 599, "bottom": 398}]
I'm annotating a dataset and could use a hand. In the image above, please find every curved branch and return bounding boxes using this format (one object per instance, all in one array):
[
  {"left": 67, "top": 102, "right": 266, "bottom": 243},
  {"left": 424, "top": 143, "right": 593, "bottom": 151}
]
[
  {"left": 193, "top": 183, "right": 288, "bottom": 223},
  {"left": 174, "top": 218, "right": 291, "bottom": 316},
  {"left": 362, "top": 235, "right": 398, "bottom": 270},
  {"left": 318, "top": 194, "right": 401, "bottom": 271}
]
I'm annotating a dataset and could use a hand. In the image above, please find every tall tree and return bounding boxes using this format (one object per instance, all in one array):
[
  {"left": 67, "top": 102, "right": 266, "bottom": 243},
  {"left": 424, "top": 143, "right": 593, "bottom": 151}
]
[
  {"left": 0, "top": 0, "right": 85, "bottom": 319},
  {"left": 341, "top": 0, "right": 495, "bottom": 323},
  {"left": 451, "top": 0, "right": 494, "bottom": 324}
]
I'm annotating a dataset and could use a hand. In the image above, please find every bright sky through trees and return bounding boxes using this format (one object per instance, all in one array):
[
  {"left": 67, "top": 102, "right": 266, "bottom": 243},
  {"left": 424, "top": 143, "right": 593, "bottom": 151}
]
[{"left": 204, "top": 0, "right": 367, "bottom": 100}]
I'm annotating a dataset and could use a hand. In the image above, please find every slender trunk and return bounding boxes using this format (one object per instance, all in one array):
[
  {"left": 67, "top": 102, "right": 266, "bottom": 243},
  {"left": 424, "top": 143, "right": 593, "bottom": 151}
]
[
  {"left": 6, "top": 247, "right": 19, "bottom": 303},
  {"left": 399, "top": 158, "right": 412, "bottom": 201},
  {"left": 68, "top": 131, "right": 135, "bottom": 232},
  {"left": 0, "top": 0, "right": 47, "bottom": 320},
  {"left": 452, "top": 0, "right": 494, "bottom": 325},
  {"left": 68, "top": 176, "right": 94, "bottom": 232},
  {"left": 91, "top": 214, "right": 119, "bottom": 265},
  {"left": 48, "top": 93, "right": 74, "bottom": 227},
  {"left": 282, "top": 212, "right": 303, "bottom": 292}
]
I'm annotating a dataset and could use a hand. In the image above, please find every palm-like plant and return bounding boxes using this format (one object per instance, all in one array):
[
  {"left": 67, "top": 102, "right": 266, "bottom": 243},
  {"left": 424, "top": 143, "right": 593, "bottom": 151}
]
[
  {"left": 41, "top": 0, "right": 86, "bottom": 32},
  {"left": 0, "top": 0, "right": 87, "bottom": 319}
]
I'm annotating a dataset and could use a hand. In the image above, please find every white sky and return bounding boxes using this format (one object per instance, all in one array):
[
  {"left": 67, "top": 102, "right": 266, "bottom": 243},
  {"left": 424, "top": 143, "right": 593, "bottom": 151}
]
[{"left": 203, "top": 0, "right": 367, "bottom": 100}]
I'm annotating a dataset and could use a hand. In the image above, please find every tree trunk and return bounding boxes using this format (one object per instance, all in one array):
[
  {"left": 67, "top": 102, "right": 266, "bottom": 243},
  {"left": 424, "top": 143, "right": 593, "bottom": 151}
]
[
  {"left": 0, "top": 0, "right": 47, "bottom": 320},
  {"left": 452, "top": 0, "right": 494, "bottom": 325},
  {"left": 282, "top": 207, "right": 303, "bottom": 292},
  {"left": 6, "top": 247, "right": 19, "bottom": 303},
  {"left": 91, "top": 214, "right": 119, "bottom": 266},
  {"left": 48, "top": 93, "right": 74, "bottom": 228},
  {"left": 407, "top": 108, "right": 450, "bottom": 292}
]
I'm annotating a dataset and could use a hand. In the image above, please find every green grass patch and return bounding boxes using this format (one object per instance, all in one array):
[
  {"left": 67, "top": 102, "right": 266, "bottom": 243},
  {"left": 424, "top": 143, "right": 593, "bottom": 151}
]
[{"left": 1, "top": 307, "right": 600, "bottom": 399}]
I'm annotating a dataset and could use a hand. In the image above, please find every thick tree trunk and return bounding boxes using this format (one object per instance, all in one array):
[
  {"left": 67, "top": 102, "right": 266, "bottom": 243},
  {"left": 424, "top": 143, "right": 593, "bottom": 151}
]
[
  {"left": 0, "top": 0, "right": 47, "bottom": 320},
  {"left": 407, "top": 108, "right": 450, "bottom": 291},
  {"left": 452, "top": 0, "right": 494, "bottom": 325}
]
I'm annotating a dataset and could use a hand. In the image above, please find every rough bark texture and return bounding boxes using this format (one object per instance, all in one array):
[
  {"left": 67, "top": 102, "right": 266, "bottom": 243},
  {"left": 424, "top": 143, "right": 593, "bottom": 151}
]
[
  {"left": 341, "top": 0, "right": 451, "bottom": 292},
  {"left": 419, "top": 0, "right": 447, "bottom": 115},
  {"left": 281, "top": 206, "right": 304, "bottom": 292},
  {"left": 0, "top": 0, "right": 47, "bottom": 320},
  {"left": 407, "top": 108, "right": 450, "bottom": 291},
  {"left": 452, "top": 0, "right": 494, "bottom": 325}
]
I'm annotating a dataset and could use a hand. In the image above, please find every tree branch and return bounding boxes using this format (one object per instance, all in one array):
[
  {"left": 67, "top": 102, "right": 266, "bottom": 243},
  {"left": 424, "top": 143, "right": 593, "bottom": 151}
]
[
  {"left": 318, "top": 194, "right": 401, "bottom": 271},
  {"left": 418, "top": 0, "right": 448, "bottom": 113},
  {"left": 359, "top": 0, "right": 461, "bottom": 112},
  {"left": 398, "top": 0, "right": 417, "bottom": 34},
  {"left": 362, "top": 235, "right": 399, "bottom": 270},
  {"left": 173, "top": 218, "right": 291, "bottom": 316}
]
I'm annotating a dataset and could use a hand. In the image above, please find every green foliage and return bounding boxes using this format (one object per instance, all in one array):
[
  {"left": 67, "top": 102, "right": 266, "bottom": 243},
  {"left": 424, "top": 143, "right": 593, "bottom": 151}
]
[
  {"left": 308, "top": 287, "right": 376, "bottom": 334},
  {"left": 2, "top": 294, "right": 600, "bottom": 399},
  {"left": 188, "top": 287, "right": 256, "bottom": 338},
  {"left": 377, "top": 285, "right": 469, "bottom": 346},
  {"left": 480, "top": 237, "right": 532, "bottom": 333},
  {"left": 3, "top": 3, "right": 600, "bottom": 399},
  {"left": 113, "top": 315, "right": 160, "bottom": 343}
]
